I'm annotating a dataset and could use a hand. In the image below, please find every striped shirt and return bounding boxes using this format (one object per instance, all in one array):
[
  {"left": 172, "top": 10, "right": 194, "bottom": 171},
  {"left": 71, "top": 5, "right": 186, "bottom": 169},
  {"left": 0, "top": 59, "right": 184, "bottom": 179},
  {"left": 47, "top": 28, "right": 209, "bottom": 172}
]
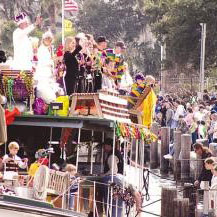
[{"left": 70, "top": 176, "right": 79, "bottom": 196}]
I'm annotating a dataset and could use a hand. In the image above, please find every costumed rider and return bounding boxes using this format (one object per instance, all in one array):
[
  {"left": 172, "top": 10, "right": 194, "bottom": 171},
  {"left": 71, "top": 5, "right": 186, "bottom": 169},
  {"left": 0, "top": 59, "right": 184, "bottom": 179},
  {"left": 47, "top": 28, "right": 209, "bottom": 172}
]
[
  {"left": 34, "top": 31, "right": 63, "bottom": 104},
  {"left": 94, "top": 36, "right": 108, "bottom": 92},
  {"left": 106, "top": 41, "right": 127, "bottom": 90},
  {"left": 28, "top": 149, "right": 49, "bottom": 178},
  {"left": 118, "top": 63, "right": 133, "bottom": 95},
  {"left": 127, "top": 73, "right": 156, "bottom": 128},
  {"left": 12, "top": 12, "right": 42, "bottom": 70},
  {"left": 127, "top": 73, "right": 146, "bottom": 109}
]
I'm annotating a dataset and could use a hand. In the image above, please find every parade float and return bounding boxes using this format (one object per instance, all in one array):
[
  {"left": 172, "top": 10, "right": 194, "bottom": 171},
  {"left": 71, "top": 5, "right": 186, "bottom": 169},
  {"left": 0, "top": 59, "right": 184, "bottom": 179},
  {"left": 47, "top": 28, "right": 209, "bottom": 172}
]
[{"left": 0, "top": 67, "right": 157, "bottom": 217}]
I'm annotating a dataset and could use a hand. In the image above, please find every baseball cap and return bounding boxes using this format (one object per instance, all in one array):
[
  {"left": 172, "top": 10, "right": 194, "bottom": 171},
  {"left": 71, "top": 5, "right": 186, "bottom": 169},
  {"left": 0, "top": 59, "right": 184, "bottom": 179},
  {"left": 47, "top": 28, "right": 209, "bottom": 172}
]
[{"left": 115, "top": 41, "right": 126, "bottom": 49}]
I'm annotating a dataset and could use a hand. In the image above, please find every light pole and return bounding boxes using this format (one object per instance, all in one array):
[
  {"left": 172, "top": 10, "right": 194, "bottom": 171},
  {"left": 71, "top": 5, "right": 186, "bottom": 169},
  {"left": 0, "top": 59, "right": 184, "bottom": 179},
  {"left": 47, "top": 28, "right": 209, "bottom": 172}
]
[
  {"left": 199, "top": 23, "right": 206, "bottom": 99},
  {"left": 62, "top": 0, "right": 65, "bottom": 45},
  {"left": 160, "top": 36, "right": 166, "bottom": 94}
]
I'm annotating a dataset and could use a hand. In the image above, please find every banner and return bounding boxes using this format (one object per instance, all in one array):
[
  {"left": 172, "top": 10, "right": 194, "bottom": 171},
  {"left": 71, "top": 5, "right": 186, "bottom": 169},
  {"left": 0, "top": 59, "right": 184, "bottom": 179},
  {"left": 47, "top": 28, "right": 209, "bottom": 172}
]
[{"left": 64, "top": 19, "right": 73, "bottom": 32}]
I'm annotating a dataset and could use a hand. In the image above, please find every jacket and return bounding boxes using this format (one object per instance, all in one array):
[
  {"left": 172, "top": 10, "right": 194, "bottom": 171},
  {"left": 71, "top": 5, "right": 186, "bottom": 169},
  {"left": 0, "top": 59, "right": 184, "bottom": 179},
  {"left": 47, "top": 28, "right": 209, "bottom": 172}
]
[{"left": 198, "top": 151, "right": 213, "bottom": 185}]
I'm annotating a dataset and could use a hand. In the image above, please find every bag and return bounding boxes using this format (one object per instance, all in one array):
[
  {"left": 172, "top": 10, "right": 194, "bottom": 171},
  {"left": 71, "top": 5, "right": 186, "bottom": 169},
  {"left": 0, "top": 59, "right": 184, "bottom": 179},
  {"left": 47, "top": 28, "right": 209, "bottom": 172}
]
[
  {"left": 32, "top": 98, "right": 47, "bottom": 115},
  {"left": 55, "top": 96, "right": 69, "bottom": 116}
]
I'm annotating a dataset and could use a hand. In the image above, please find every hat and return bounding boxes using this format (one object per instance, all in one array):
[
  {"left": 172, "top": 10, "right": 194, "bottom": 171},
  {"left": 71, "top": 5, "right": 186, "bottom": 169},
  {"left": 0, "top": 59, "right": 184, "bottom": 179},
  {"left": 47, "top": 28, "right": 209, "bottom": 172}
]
[
  {"left": 15, "top": 12, "right": 28, "bottom": 25},
  {"left": 211, "top": 110, "right": 217, "bottom": 114},
  {"left": 76, "top": 32, "right": 86, "bottom": 40},
  {"left": 158, "top": 96, "right": 164, "bottom": 101},
  {"left": 211, "top": 96, "right": 217, "bottom": 101},
  {"left": 97, "top": 36, "right": 107, "bottom": 43},
  {"left": 135, "top": 73, "right": 145, "bottom": 81},
  {"left": 42, "top": 31, "right": 53, "bottom": 40},
  {"left": 115, "top": 41, "right": 126, "bottom": 49},
  {"left": 103, "top": 138, "right": 113, "bottom": 146}
]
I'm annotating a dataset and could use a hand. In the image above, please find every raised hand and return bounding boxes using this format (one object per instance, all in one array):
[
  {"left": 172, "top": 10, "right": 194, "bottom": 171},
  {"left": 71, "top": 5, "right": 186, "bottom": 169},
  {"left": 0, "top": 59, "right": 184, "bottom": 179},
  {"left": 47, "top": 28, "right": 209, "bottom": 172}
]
[{"left": 35, "top": 16, "right": 42, "bottom": 26}]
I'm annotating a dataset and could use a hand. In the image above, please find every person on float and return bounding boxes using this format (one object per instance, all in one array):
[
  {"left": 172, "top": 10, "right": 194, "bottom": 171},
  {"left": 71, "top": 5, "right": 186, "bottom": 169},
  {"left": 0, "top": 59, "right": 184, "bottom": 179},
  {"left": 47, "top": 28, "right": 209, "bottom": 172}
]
[
  {"left": 34, "top": 31, "right": 63, "bottom": 104},
  {"left": 2, "top": 141, "right": 28, "bottom": 180},
  {"left": 101, "top": 58, "right": 117, "bottom": 90},
  {"left": 106, "top": 41, "right": 127, "bottom": 89},
  {"left": 93, "top": 36, "right": 108, "bottom": 92},
  {"left": 65, "top": 164, "right": 80, "bottom": 210},
  {"left": 75, "top": 33, "right": 93, "bottom": 93},
  {"left": 127, "top": 73, "right": 146, "bottom": 109},
  {"left": 101, "top": 138, "right": 124, "bottom": 217},
  {"left": 118, "top": 62, "right": 133, "bottom": 95},
  {"left": 12, "top": 12, "right": 42, "bottom": 70},
  {"left": 28, "top": 149, "right": 49, "bottom": 178},
  {"left": 64, "top": 36, "right": 83, "bottom": 95},
  {"left": 27, "top": 149, "right": 49, "bottom": 186}
]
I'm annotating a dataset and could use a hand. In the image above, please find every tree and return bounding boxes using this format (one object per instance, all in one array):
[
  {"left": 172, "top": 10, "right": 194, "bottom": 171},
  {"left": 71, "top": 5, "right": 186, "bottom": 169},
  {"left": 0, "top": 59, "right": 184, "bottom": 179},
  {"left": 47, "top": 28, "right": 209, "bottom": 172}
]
[
  {"left": 40, "top": 0, "right": 62, "bottom": 33},
  {"left": 76, "top": 0, "right": 160, "bottom": 76},
  {"left": 0, "top": 0, "right": 62, "bottom": 54},
  {"left": 144, "top": 0, "right": 217, "bottom": 74}
]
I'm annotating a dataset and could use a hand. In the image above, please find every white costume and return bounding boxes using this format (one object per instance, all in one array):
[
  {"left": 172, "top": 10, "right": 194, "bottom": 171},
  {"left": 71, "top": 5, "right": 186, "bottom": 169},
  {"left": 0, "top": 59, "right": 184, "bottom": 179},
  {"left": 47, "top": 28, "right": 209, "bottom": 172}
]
[
  {"left": 35, "top": 43, "right": 54, "bottom": 81},
  {"left": 34, "top": 32, "right": 62, "bottom": 104},
  {"left": 119, "top": 69, "right": 133, "bottom": 92},
  {"left": 13, "top": 24, "right": 35, "bottom": 70}
]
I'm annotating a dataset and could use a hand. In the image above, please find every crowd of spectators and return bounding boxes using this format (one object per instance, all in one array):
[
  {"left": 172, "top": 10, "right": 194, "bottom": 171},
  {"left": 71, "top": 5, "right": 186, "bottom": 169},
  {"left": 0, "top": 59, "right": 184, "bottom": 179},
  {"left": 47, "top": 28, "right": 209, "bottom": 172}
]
[{"left": 155, "top": 91, "right": 217, "bottom": 211}]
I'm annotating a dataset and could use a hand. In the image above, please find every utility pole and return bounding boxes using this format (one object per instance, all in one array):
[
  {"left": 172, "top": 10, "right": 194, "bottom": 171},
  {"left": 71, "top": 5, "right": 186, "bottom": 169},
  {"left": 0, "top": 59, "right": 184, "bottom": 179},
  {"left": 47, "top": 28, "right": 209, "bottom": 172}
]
[
  {"left": 160, "top": 37, "right": 166, "bottom": 94},
  {"left": 62, "top": 0, "right": 65, "bottom": 45},
  {"left": 199, "top": 23, "right": 206, "bottom": 99}
]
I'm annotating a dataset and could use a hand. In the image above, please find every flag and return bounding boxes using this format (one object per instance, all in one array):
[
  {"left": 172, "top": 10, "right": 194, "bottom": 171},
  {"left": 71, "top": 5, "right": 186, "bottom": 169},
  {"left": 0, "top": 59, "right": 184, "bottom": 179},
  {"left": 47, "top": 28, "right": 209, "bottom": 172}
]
[
  {"left": 64, "top": 0, "right": 78, "bottom": 12},
  {"left": 64, "top": 19, "right": 73, "bottom": 32}
]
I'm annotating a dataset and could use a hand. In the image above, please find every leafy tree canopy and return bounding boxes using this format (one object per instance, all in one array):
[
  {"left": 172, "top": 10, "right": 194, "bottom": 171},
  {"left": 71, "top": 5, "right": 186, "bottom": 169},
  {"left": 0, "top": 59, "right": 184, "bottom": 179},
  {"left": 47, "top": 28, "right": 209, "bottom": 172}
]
[
  {"left": 144, "top": 0, "right": 217, "bottom": 72},
  {"left": 76, "top": 0, "right": 160, "bottom": 76}
]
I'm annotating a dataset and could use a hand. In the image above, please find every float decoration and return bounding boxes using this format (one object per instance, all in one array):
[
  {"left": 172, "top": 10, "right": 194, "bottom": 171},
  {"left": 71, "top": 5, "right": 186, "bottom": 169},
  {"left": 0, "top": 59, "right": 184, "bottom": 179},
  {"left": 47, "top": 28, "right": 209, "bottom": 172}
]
[
  {"left": 1, "top": 71, "right": 33, "bottom": 105},
  {"left": 115, "top": 121, "right": 157, "bottom": 143}
]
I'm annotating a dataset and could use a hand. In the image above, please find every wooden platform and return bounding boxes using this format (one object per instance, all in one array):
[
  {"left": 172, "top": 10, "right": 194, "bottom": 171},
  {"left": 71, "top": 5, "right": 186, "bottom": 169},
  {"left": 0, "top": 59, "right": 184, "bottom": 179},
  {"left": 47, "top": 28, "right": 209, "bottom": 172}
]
[{"left": 70, "top": 91, "right": 131, "bottom": 123}]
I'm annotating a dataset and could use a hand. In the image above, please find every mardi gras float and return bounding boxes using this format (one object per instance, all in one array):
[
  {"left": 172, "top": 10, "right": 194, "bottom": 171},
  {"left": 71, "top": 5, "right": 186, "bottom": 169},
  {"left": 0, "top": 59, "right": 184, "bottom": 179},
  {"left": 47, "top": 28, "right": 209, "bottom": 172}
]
[{"left": 0, "top": 67, "right": 157, "bottom": 217}]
